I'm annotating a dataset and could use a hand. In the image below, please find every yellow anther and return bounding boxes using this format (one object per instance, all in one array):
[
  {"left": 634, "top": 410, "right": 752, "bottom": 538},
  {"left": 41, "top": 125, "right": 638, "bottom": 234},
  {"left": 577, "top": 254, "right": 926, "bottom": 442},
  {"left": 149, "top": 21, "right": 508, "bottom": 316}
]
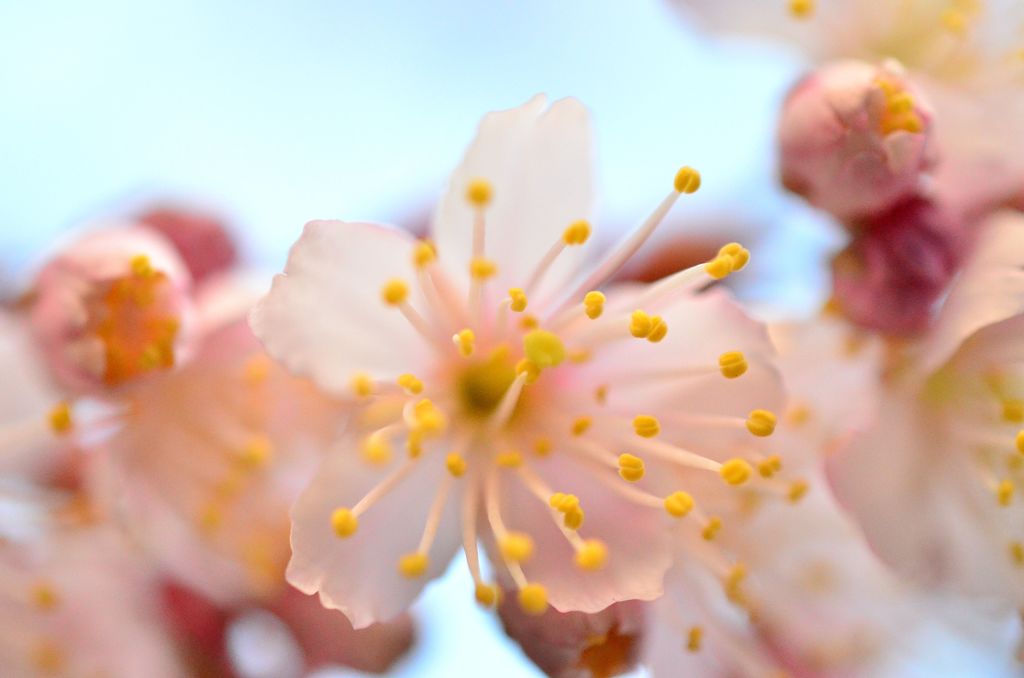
[
  {"left": 718, "top": 242, "right": 750, "bottom": 272},
  {"left": 496, "top": 450, "right": 523, "bottom": 468},
  {"left": 243, "top": 354, "right": 272, "bottom": 385},
  {"left": 453, "top": 328, "right": 476, "bottom": 357},
  {"left": 549, "top": 492, "right": 579, "bottom": 512},
  {"left": 704, "top": 255, "right": 733, "bottom": 280},
  {"left": 1004, "top": 399, "right": 1024, "bottom": 423},
  {"left": 941, "top": 8, "right": 967, "bottom": 34},
  {"left": 562, "top": 220, "right": 592, "bottom": 245},
  {"left": 361, "top": 432, "right": 392, "bottom": 465},
  {"left": 508, "top": 288, "right": 528, "bottom": 312},
  {"left": 720, "top": 458, "right": 753, "bottom": 485},
  {"left": 646, "top": 316, "right": 668, "bottom": 343},
  {"left": 788, "top": 0, "right": 814, "bottom": 19},
  {"left": 686, "top": 626, "right": 704, "bottom": 652},
  {"left": 524, "top": 329, "right": 566, "bottom": 368},
  {"left": 470, "top": 257, "right": 498, "bottom": 280},
  {"left": 629, "top": 310, "right": 652, "bottom": 338},
  {"left": 664, "top": 491, "right": 695, "bottom": 518},
  {"left": 724, "top": 563, "right": 747, "bottom": 603},
  {"left": 381, "top": 278, "right": 410, "bottom": 306},
  {"left": 47, "top": 402, "right": 73, "bottom": 435},
  {"left": 237, "top": 436, "right": 273, "bottom": 469},
  {"left": 575, "top": 539, "right": 608, "bottom": 571},
  {"left": 411, "top": 399, "right": 447, "bottom": 434},
  {"left": 564, "top": 506, "right": 585, "bottom": 530},
  {"left": 1011, "top": 542, "right": 1024, "bottom": 567},
  {"left": 673, "top": 166, "right": 701, "bottom": 194},
  {"left": 997, "top": 479, "right": 1016, "bottom": 506},
  {"left": 475, "top": 582, "right": 498, "bottom": 607},
  {"left": 515, "top": 359, "right": 541, "bottom": 385},
  {"left": 397, "top": 373, "right": 423, "bottom": 395},
  {"left": 583, "top": 290, "right": 606, "bottom": 319},
  {"left": 413, "top": 240, "right": 437, "bottom": 268},
  {"left": 406, "top": 430, "right": 425, "bottom": 458},
  {"left": 330, "top": 507, "right": 359, "bottom": 538},
  {"left": 351, "top": 372, "right": 374, "bottom": 398},
  {"left": 786, "top": 403, "right": 812, "bottom": 426},
  {"left": 1016, "top": 430, "right": 1024, "bottom": 454},
  {"left": 594, "top": 385, "right": 608, "bottom": 405},
  {"left": 31, "top": 641, "right": 65, "bottom": 674},
  {"left": 572, "top": 416, "right": 592, "bottom": 436},
  {"left": 446, "top": 452, "right": 467, "bottom": 478},
  {"left": 787, "top": 479, "right": 809, "bottom": 504},
  {"left": 718, "top": 351, "right": 748, "bottom": 379},
  {"left": 757, "top": 455, "right": 783, "bottom": 478},
  {"left": 518, "top": 583, "right": 548, "bottom": 616},
  {"left": 500, "top": 532, "right": 535, "bottom": 563},
  {"left": 631, "top": 415, "right": 660, "bottom": 438},
  {"left": 568, "top": 348, "right": 592, "bottom": 363},
  {"left": 398, "top": 552, "right": 429, "bottom": 579},
  {"left": 618, "top": 453, "right": 646, "bottom": 482},
  {"left": 746, "top": 409, "right": 777, "bottom": 437},
  {"left": 888, "top": 92, "right": 915, "bottom": 115},
  {"left": 198, "top": 503, "right": 223, "bottom": 532},
  {"left": 533, "top": 437, "right": 553, "bottom": 456},
  {"left": 130, "top": 254, "right": 154, "bottom": 278},
  {"left": 520, "top": 314, "right": 540, "bottom": 330},
  {"left": 466, "top": 178, "right": 493, "bottom": 207},
  {"left": 702, "top": 517, "right": 722, "bottom": 541},
  {"left": 31, "top": 583, "right": 60, "bottom": 611}
]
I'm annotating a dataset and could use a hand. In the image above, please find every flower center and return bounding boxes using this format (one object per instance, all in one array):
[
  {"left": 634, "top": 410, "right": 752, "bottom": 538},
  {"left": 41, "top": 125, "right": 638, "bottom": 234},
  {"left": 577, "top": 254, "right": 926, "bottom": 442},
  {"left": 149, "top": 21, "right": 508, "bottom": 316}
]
[{"left": 457, "top": 346, "right": 518, "bottom": 419}]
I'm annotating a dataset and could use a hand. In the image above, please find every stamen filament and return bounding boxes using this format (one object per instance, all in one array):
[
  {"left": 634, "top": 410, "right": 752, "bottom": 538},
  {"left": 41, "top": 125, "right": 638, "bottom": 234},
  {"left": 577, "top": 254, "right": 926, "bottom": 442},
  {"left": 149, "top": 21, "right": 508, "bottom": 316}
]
[
  {"left": 627, "top": 437, "right": 723, "bottom": 473},
  {"left": 487, "top": 373, "right": 529, "bottom": 432},
  {"left": 352, "top": 458, "right": 419, "bottom": 517},
  {"left": 417, "top": 474, "right": 454, "bottom": 553}
]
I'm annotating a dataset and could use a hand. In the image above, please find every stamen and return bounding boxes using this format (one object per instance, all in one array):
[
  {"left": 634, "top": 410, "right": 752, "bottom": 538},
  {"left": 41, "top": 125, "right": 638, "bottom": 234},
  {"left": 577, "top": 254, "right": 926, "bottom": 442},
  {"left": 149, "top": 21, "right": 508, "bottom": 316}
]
[
  {"left": 412, "top": 240, "right": 437, "bottom": 268},
  {"left": 718, "top": 352, "right": 748, "bottom": 379},
  {"left": 453, "top": 329, "right": 476, "bottom": 357},
  {"left": 397, "top": 374, "right": 424, "bottom": 395},
  {"left": 488, "top": 372, "right": 529, "bottom": 432},
  {"left": 571, "top": 416, "right": 593, "bottom": 436},
  {"left": 523, "top": 330, "right": 566, "bottom": 368},
  {"left": 461, "top": 464, "right": 496, "bottom": 606},
  {"left": 633, "top": 415, "right": 661, "bottom": 438},
  {"left": 664, "top": 491, "right": 695, "bottom": 518},
  {"left": 350, "top": 373, "right": 376, "bottom": 398},
  {"left": 331, "top": 507, "right": 359, "bottom": 538},
  {"left": 686, "top": 626, "right": 704, "bottom": 652},
  {"left": 508, "top": 288, "right": 528, "bottom": 313},
  {"left": 446, "top": 452, "right": 468, "bottom": 477},
  {"left": 584, "top": 291, "right": 606, "bottom": 319},
  {"left": 340, "top": 456, "right": 420, "bottom": 526},
  {"left": 518, "top": 583, "right": 548, "bottom": 616},
  {"left": 398, "top": 552, "right": 429, "bottom": 578},
  {"left": 523, "top": 220, "right": 592, "bottom": 296},
  {"left": 757, "top": 455, "right": 783, "bottom": 478},
  {"left": 48, "top": 402, "right": 73, "bottom": 435},
  {"left": 701, "top": 517, "right": 723, "bottom": 541},
  {"left": 500, "top": 532, "right": 535, "bottom": 563},
  {"left": 997, "top": 479, "right": 1016, "bottom": 506},
  {"left": 719, "top": 459, "right": 753, "bottom": 486},
  {"left": 618, "top": 453, "right": 646, "bottom": 482},
  {"left": 574, "top": 539, "right": 608, "bottom": 571},
  {"left": 496, "top": 449, "right": 524, "bottom": 468},
  {"left": 628, "top": 437, "right": 723, "bottom": 473},
  {"left": 746, "top": 410, "right": 778, "bottom": 437}
]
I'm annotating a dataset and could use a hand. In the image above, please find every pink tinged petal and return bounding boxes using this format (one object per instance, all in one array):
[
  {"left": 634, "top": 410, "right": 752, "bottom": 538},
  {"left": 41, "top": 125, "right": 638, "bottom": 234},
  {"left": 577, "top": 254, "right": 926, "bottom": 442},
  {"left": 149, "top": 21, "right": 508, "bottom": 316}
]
[
  {"left": 432, "top": 95, "right": 595, "bottom": 308},
  {"left": 139, "top": 205, "right": 238, "bottom": 284},
  {"left": 250, "top": 220, "right": 432, "bottom": 394},
  {"left": 287, "top": 444, "right": 461, "bottom": 629},
  {"left": 918, "top": 211, "right": 1024, "bottom": 373}
]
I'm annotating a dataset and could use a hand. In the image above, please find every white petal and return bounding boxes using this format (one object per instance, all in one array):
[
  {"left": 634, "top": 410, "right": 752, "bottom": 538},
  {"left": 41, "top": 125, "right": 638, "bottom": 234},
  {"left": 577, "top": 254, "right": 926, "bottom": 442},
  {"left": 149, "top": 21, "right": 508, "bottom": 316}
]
[
  {"left": 432, "top": 95, "right": 595, "bottom": 308},
  {"left": 251, "top": 221, "right": 432, "bottom": 394}
]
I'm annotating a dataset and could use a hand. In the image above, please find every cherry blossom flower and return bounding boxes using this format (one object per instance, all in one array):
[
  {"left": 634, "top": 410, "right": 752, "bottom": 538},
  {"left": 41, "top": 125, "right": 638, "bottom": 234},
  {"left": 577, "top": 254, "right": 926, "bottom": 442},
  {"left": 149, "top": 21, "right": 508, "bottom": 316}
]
[
  {"left": 251, "top": 96, "right": 791, "bottom": 628},
  {"left": 139, "top": 205, "right": 239, "bottom": 285}
]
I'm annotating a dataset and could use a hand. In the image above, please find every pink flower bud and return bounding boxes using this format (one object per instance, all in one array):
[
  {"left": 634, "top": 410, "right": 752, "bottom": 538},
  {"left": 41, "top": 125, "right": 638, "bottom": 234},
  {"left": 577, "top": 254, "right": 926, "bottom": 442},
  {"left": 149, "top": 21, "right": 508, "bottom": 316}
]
[
  {"left": 779, "top": 60, "right": 938, "bottom": 220},
  {"left": 831, "top": 197, "right": 964, "bottom": 336},
  {"left": 139, "top": 206, "right": 238, "bottom": 284},
  {"left": 497, "top": 593, "right": 645, "bottom": 678},
  {"left": 29, "top": 225, "right": 194, "bottom": 393}
]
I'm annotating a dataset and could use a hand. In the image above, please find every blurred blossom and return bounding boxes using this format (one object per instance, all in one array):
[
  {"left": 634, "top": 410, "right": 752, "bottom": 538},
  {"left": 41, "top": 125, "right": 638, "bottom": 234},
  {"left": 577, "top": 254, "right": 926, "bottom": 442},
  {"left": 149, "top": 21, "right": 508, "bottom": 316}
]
[
  {"left": 831, "top": 196, "right": 966, "bottom": 335},
  {"left": 138, "top": 206, "right": 239, "bottom": 285},
  {"left": 251, "top": 96, "right": 793, "bottom": 631},
  {"left": 778, "top": 59, "right": 937, "bottom": 220}
]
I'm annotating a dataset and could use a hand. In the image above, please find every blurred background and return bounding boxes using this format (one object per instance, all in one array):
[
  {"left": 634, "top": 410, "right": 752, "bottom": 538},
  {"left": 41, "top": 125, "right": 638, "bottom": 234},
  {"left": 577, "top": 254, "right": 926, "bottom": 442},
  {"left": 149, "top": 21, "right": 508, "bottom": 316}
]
[{"left": 0, "top": 1, "right": 854, "bottom": 675}]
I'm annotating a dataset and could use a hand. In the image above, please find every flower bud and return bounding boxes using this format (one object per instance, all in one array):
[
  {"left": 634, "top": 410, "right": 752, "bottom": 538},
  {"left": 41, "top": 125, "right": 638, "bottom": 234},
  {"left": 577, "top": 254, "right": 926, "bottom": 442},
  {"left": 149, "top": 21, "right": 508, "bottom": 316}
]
[
  {"left": 779, "top": 60, "right": 937, "bottom": 220},
  {"left": 138, "top": 206, "right": 238, "bottom": 284}
]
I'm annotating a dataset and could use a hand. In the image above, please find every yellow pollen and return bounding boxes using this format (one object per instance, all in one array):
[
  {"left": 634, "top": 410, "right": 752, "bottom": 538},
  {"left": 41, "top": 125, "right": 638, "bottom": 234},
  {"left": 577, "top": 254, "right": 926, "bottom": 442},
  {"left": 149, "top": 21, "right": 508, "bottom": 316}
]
[
  {"left": 398, "top": 552, "right": 429, "bottom": 578},
  {"left": 1004, "top": 399, "right": 1024, "bottom": 423},
  {"left": 1011, "top": 542, "right": 1024, "bottom": 567},
  {"left": 674, "top": 166, "right": 702, "bottom": 194},
  {"left": 198, "top": 503, "right": 223, "bottom": 533},
  {"left": 563, "top": 220, "right": 592, "bottom": 245},
  {"left": 551, "top": 492, "right": 584, "bottom": 529},
  {"left": 330, "top": 507, "right": 358, "bottom": 538},
  {"left": 533, "top": 437, "right": 554, "bottom": 456},
  {"left": 411, "top": 399, "right": 447, "bottom": 434},
  {"left": 664, "top": 491, "right": 695, "bottom": 518},
  {"left": 523, "top": 329, "right": 566, "bottom": 368},
  {"left": 702, "top": 517, "right": 722, "bottom": 541},
  {"left": 758, "top": 455, "right": 783, "bottom": 478},
  {"left": 646, "top": 316, "right": 668, "bottom": 343},
  {"left": 243, "top": 354, "right": 272, "bottom": 385},
  {"left": 568, "top": 348, "right": 592, "bottom": 363},
  {"left": 718, "top": 351, "right": 748, "bottom": 379},
  {"left": 500, "top": 532, "right": 535, "bottom": 563},
  {"left": 413, "top": 240, "right": 437, "bottom": 268},
  {"left": 595, "top": 385, "right": 609, "bottom": 405},
  {"left": 508, "top": 288, "right": 528, "bottom": 312},
  {"left": 686, "top": 626, "right": 704, "bottom": 652},
  {"left": 31, "top": 640, "right": 65, "bottom": 674},
  {"left": 237, "top": 436, "right": 273, "bottom": 469},
  {"left": 786, "top": 403, "right": 812, "bottom": 427},
  {"left": 787, "top": 480, "right": 809, "bottom": 504},
  {"left": 1016, "top": 430, "right": 1024, "bottom": 454},
  {"left": 997, "top": 479, "right": 1015, "bottom": 506},
  {"left": 520, "top": 314, "right": 540, "bottom": 330},
  {"left": 618, "top": 453, "right": 646, "bottom": 482},
  {"left": 407, "top": 431, "right": 424, "bottom": 458},
  {"left": 446, "top": 452, "right": 467, "bottom": 477},
  {"left": 453, "top": 328, "right": 476, "bottom": 357},
  {"left": 496, "top": 450, "right": 524, "bottom": 468},
  {"left": 630, "top": 413, "right": 663, "bottom": 440},
  {"left": 718, "top": 242, "right": 750, "bottom": 272},
  {"left": 575, "top": 539, "right": 608, "bottom": 571},
  {"left": 583, "top": 290, "right": 606, "bottom": 319},
  {"left": 746, "top": 409, "right": 778, "bottom": 437},
  {"left": 398, "top": 373, "right": 424, "bottom": 395},
  {"left": 704, "top": 255, "right": 733, "bottom": 280},
  {"left": 724, "top": 563, "right": 747, "bottom": 603},
  {"left": 466, "top": 178, "right": 493, "bottom": 207},
  {"left": 361, "top": 432, "right": 393, "bottom": 465},
  {"left": 572, "top": 416, "right": 593, "bottom": 436},
  {"left": 518, "top": 583, "right": 548, "bottom": 615},
  {"left": 470, "top": 257, "right": 498, "bottom": 279},
  {"left": 629, "top": 310, "right": 653, "bottom": 338},
  {"left": 475, "top": 582, "right": 498, "bottom": 607},
  {"left": 788, "top": 0, "right": 814, "bottom": 18},
  {"left": 47, "top": 402, "right": 73, "bottom": 435},
  {"left": 516, "top": 358, "right": 541, "bottom": 385},
  {"left": 720, "top": 458, "right": 753, "bottom": 485},
  {"left": 564, "top": 507, "right": 585, "bottom": 530},
  {"left": 130, "top": 254, "right": 154, "bottom": 278},
  {"left": 381, "top": 278, "right": 410, "bottom": 306},
  {"left": 351, "top": 372, "right": 375, "bottom": 398},
  {"left": 31, "top": 583, "right": 60, "bottom": 611}
]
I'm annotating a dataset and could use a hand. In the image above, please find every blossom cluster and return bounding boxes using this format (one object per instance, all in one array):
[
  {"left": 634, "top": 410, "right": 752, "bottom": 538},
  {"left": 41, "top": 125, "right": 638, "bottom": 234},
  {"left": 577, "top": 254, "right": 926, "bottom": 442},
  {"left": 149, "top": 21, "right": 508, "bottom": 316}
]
[{"left": 2, "top": 1, "right": 1024, "bottom": 677}]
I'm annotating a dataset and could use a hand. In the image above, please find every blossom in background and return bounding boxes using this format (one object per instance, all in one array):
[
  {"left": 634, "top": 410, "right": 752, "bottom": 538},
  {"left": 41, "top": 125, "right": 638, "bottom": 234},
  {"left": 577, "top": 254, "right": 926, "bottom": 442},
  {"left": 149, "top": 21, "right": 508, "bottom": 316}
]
[
  {"left": 251, "top": 95, "right": 795, "bottom": 628},
  {"left": 139, "top": 205, "right": 239, "bottom": 285}
]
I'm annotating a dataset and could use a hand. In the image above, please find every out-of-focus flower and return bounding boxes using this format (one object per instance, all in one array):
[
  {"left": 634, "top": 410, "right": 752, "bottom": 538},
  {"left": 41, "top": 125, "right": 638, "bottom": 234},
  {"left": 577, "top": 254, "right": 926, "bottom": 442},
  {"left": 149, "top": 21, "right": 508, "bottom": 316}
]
[
  {"left": 831, "top": 196, "right": 966, "bottom": 335},
  {"left": 778, "top": 60, "right": 937, "bottom": 220},
  {"left": 497, "top": 596, "right": 644, "bottom": 678},
  {"left": 251, "top": 95, "right": 789, "bottom": 628},
  {"left": 830, "top": 211, "right": 1024, "bottom": 605},
  {"left": 29, "top": 225, "right": 194, "bottom": 394},
  {"left": 139, "top": 206, "right": 239, "bottom": 285}
]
